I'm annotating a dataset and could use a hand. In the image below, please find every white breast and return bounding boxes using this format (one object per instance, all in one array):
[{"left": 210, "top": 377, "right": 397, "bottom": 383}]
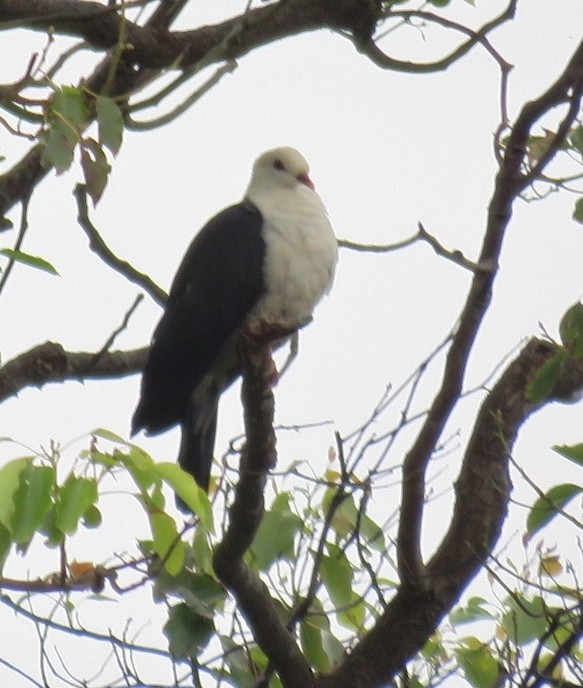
[{"left": 249, "top": 185, "right": 338, "bottom": 325}]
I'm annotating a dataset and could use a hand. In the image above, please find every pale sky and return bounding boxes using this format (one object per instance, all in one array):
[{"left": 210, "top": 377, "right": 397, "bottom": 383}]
[{"left": 1, "top": 1, "right": 582, "bottom": 685}]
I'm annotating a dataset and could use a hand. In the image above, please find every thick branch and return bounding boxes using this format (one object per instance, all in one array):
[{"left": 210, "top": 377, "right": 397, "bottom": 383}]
[
  {"left": 318, "top": 339, "right": 583, "bottom": 688},
  {"left": 396, "top": 34, "right": 583, "bottom": 587},
  {"left": 1, "top": 0, "right": 380, "bottom": 69},
  {"left": 0, "top": 0, "right": 517, "bottom": 219},
  {"left": 0, "top": 341, "right": 148, "bottom": 403},
  {"left": 213, "top": 341, "right": 314, "bottom": 688}
]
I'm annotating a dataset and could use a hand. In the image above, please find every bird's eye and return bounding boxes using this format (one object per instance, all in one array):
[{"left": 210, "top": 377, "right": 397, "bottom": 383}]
[{"left": 272, "top": 159, "right": 284, "bottom": 171}]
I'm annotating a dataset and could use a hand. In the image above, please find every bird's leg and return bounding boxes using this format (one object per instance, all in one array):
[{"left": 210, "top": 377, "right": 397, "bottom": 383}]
[
  {"left": 277, "top": 332, "right": 299, "bottom": 380},
  {"left": 264, "top": 345, "right": 279, "bottom": 387},
  {"left": 242, "top": 318, "right": 311, "bottom": 387}
]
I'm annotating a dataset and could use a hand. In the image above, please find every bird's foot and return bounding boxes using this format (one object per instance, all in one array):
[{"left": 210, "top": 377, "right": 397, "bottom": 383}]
[
  {"left": 243, "top": 317, "right": 312, "bottom": 345},
  {"left": 245, "top": 342, "right": 279, "bottom": 387},
  {"left": 265, "top": 352, "right": 279, "bottom": 387}
]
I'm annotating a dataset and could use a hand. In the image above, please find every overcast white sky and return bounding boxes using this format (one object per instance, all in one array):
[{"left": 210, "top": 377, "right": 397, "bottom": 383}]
[{"left": 1, "top": 1, "right": 583, "bottom": 685}]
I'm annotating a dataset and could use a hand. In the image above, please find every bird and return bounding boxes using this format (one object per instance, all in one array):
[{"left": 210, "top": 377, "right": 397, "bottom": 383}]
[{"left": 131, "top": 147, "right": 337, "bottom": 499}]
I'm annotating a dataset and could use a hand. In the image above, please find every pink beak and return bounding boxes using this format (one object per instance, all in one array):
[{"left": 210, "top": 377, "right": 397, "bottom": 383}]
[{"left": 296, "top": 172, "right": 315, "bottom": 190}]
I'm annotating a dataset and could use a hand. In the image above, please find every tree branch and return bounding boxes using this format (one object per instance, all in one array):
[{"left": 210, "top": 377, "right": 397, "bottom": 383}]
[
  {"left": 213, "top": 340, "right": 314, "bottom": 688},
  {"left": 0, "top": 0, "right": 517, "bottom": 219},
  {"left": 0, "top": 341, "right": 148, "bottom": 403},
  {"left": 0, "top": 0, "right": 196, "bottom": 220},
  {"left": 317, "top": 339, "right": 583, "bottom": 688},
  {"left": 74, "top": 184, "right": 167, "bottom": 306},
  {"left": 396, "top": 33, "right": 583, "bottom": 588},
  {"left": 360, "top": 0, "right": 517, "bottom": 73},
  {"left": 0, "top": 0, "right": 380, "bottom": 70}
]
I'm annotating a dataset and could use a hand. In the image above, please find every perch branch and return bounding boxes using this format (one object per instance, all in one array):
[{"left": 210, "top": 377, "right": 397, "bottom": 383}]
[{"left": 213, "top": 338, "right": 314, "bottom": 688}]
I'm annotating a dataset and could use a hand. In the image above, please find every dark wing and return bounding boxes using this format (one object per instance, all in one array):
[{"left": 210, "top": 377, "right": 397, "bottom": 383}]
[{"left": 132, "top": 201, "right": 265, "bottom": 435}]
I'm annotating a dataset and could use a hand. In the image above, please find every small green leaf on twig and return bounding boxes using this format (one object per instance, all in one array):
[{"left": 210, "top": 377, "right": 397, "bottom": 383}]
[
  {"left": 553, "top": 442, "right": 583, "bottom": 467},
  {"left": 39, "top": 128, "right": 75, "bottom": 172},
  {"left": 524, "top": 349, "right": 566, "bottom": 403},
  {"left": 570, "top": 125, "right": 583, "bottom": 155},
  {"left": 80, "top": 138, "right": 110, "bottom": 205},
  {"left": 0, "top": 249, "right": 59, "bottom": 275},
  {"left": 559, "top": 301, "right": 583, "bottom": 357},
  {"left": 96, "top": 96, "right": 124, "bottom": 155},
  {"left": 526, "top": 483, "right": 582, "bottom": 537}
]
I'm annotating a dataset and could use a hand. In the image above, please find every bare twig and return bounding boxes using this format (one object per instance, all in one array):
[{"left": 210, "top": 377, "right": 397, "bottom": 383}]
[
  {"left": 339, "top": 225, "right": 494, "bottom": 273},
  {"left": 126, "top": 60, "right": 237, "bottom": 130},
  {"left": 361, "top": 0, "right": 517, "bottom": 74},
  {"left": 417, "top": 222, "right": 495, "bottom": 273},
  {"left": 74, "top": 184, "right": 167, "bottom": 306},
  {"left": 338, "top": 233, "right": 418, "bottom": 254},
  {"left": 0, "top": 595, "right": 171, "bottom": 660},
  {"left": 84, "top": 293, "right": 144, "bottom": 372},
  {"left": 0, "top": 191, "right": 31, "bottom": 293}
]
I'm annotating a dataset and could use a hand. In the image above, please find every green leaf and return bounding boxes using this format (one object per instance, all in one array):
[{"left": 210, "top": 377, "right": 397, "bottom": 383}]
[
  {"left": 0, "top": 522, "right": 11, "bottom": 574},
  {"left": 338, "top": 497, "right": 385, "bottom": 550},
  {"left": 0, "top": 457, "right": 30, "bottom": 529},
  {"left": 154, "top": 567, "right": 225, "bottom": 617},
  {"left": 501, "top": 594, "right": 548, "bottom": 646},
  {"left": 40, "top": 128, "right": 75, "bottom": 172},
  {"left": 119, "top": 446, "right": 158, "bottom": 494},
  {"left": 91, "top": 427, "right": 130, "bottom": 444},
  {"left": 553, "top": 442, "right": 583, "bottom": 468},
  {"left": 455, "top": 637, "right": 499, "bottom": 688},
  {"left": 526, "top": 483, "right": 582, "bottom": 537},
  {"left": 164, "top": 602, "right": 215, "bottom": 659},
  {"left": 320, "top": 545, "right": 365, "bottom": 630},
  {"left": 153, "top": 462, "right": 213, "bottom": 531},
  {"left": 183, "top": 573, "right": 225, "bottom": 617},
  {"left": 96, "top": 96, "right": 123, "bottom": 155},
  {"left": 55, "top": 475, "right": 98, "bottom": 534},
  {"left": 559, "top": 302, "right": 583, "bottom": 358},
  {"left": 148, "top": 510, "right": 184, "bottom": 575},
  {"left": 50, "top": 86, "right": 88, "bottom": 131},
  {"left": 249, "top": 494, "right": 302, "bottom": 570},
  {"left": 219, "top": 636, "right": 255, "bottom": 688},
  {"left": 321, "top": 546, "right": 352, "bottom": 609},
  {"left": 422, "top": 635, "right": 447, "bottom": 662},
  {"left": 427, "top": 0, "right": 450, "bottom": 6},
  {"left": 573, "top": 197, "right": 583, "bottom": 224},
  {"left": 80, "top": 138, "right": 110, "bottom": 205},
  {"left": 82, "top": 504, "right": 102, "bottom": 528},
  {"left": 10, "top": 464, "right": 55, "bottom": 546},
  {"left": 525, "top": 350, "right": 566, "bottom": 403},
  {"left": 359, "top": 511, "right": 385, "bottom": 551},
  {"left": 41, "top": 506, "right": 65, "bottom": 547},
  {"left": 0, "top": 249, "right": 58, "bottom": 275},
  {"left": 300, "top": 603, "right": 344, "bottom": 672},
  {"left": 570, "top": 125, "right": 583, "bottom": 155},
  {"left": 300, "top": 618, "right": 330, "bottom": 672},
  {"left": 322, "top": 491, "right": 384, "bottom": 550},
  {"left": 192, "top": 526, "right": 214, "bottom": 574},
  {"left": 450, "top": 597, "right": 496, "bottom": 626}
]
